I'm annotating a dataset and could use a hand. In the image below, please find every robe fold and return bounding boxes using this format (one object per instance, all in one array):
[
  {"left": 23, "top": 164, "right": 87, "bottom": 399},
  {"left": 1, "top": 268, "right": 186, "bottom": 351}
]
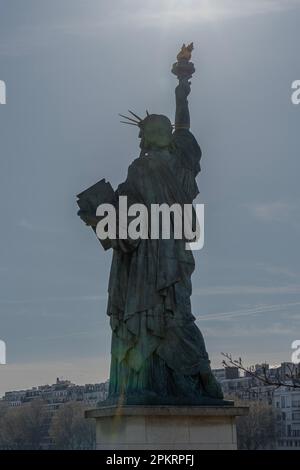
[{"left": 105, "top": 129, "right": 223, "bottom": 404}]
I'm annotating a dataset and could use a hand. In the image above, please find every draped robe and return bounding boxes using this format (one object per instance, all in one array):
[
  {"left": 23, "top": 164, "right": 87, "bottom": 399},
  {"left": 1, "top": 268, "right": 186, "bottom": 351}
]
[{"left": 105, "top": 129, "right": 223, "bottom": 405}]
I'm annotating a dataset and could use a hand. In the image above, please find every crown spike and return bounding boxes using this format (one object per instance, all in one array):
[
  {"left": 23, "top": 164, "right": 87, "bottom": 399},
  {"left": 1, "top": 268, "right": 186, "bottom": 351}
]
[
  {"left": 120, "top": 120, "right": 139, "bottom": 126},
  {"left": 128, "top": 110, "right": 142, "bottom": 121},
  {"left": 119, "top": 113, "right": 140, "bottom": 124}
]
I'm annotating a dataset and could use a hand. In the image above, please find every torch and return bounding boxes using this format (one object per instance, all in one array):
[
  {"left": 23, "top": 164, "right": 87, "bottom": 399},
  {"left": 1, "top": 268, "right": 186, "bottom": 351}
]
[{"left": 171, "top": 42, "right": 195, "bottom": 81}]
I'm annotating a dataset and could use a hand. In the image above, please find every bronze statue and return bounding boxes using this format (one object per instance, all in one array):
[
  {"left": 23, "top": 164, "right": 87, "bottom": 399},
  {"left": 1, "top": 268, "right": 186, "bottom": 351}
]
[{"left": 77, "top": 44, "right": 225, "bottom": 405}]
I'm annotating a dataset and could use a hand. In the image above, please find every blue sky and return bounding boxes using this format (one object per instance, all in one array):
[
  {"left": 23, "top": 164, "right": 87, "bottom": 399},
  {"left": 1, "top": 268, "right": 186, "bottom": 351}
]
[{"left": 0, "top": 0, "right": 300, "bottom": 396}]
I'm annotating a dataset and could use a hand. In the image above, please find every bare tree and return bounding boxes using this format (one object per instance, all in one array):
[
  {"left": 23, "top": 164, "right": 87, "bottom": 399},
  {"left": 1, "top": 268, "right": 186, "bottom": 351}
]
[
  {"left": 0, "top": 400, "right": 48, "bottom": 450},
  {"left": 234, "top": 399, "right": 278, "bottom": 450},
  {"left": 49, "top": 401, "right": 95, "bottom": 450},
  {"left": 222, "top": 353, "right": 300, "bottom": 389}
]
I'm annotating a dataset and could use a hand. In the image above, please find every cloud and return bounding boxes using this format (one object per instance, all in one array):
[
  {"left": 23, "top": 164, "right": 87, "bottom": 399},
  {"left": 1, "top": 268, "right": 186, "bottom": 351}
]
[
  {"left": 126, "top": 0, "right": 300, "bottom": 25},
  {"left": 204, "top": 321, "right": 297, "bottom": 338},
  {"left": 17, "top": 218, "right": 66, "bottom": 234},
  {"left": 46, "top": 0, "right": 300, "bottom": 44},
  {"left": 194, "top": 284, "right": 300, "bottom": 296},
  {"left": 22, "top": 327, "right": 103, "bottom": 342},
  {"left": 196, "top": 301, "right": 300, "bottom": 322},
  {"left": 245, "top": 201, "right": 293, "bottom": 222},
  {"left": 0, "top": 294, "right": 107, "bottom": 305},
  {"left": 1, "top": 0, "right": 300, "bottom": 56},
  {"left": 256, "top": 263, "right": 298, "bottom": 279}
]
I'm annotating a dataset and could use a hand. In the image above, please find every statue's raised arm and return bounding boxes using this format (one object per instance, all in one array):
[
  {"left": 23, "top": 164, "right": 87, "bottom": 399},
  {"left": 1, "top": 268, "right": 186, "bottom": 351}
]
[{"left": 172, "top": 43, "right": 195, "bottom": 130}]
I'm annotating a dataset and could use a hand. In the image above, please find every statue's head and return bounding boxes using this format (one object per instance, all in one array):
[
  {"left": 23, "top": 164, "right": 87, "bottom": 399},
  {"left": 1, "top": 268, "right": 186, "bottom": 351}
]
[
  {"left": 139, "top": 114, "right": 172, "bottom": 150},
  {"left": 120, "top": 111, "right": 173, "bottom": 151}
]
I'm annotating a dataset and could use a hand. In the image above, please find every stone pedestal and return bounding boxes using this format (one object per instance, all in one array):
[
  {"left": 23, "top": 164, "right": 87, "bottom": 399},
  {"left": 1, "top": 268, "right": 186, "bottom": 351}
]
[{"left": 86, "top": 405, "right": 248, "bottom": 450}]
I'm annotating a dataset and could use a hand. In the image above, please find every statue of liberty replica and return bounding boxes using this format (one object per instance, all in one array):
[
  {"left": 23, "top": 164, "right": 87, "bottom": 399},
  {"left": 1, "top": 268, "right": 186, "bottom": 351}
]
[{"left": 78, "top": 44, "right": 225, "bottom": 406}]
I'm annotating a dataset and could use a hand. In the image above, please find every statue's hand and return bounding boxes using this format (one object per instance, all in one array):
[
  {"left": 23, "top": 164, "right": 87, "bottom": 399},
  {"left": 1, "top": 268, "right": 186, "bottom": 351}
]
[
  {"left": 77, "top": 210, "right": 99, "bottom": 227},
  {"left": 175, "top": 79, "right": 191, "bottom": 100}
]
